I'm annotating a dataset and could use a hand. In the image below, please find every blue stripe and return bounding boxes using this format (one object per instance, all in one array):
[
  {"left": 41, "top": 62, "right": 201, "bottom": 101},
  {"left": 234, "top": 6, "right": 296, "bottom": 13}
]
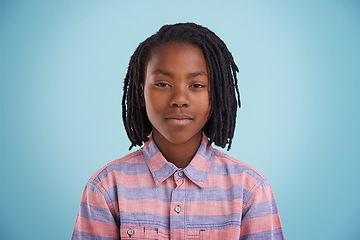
[
  {"left": 197, "top": 142, "right": 214, "bottom": 161},
  {"left": 187, "top": 213, "right": 241, "bottom": 229},
  {"left": 85, "top": 181, "right": 102, "bottom": 193},
  {"left": 239, "top": 227, "right": 285, "bottom": 240},
  {"left": 184, "top": 164, "right": 208, "bottom": 183},
  {"left": 143, "top": 141, "right": 160, "bottom": 162},
  {"left": 85, "top": 182, "right": 118, "bottom": 209},
  {"left": 78, "top": 202, "right": 119, "bottom": 224},
  {"left": 121, "top": 185, "right": 171, "bottom": 201},
  {"left": 120, "top": 212, "right": 241, "bottom": 230},
  {"left": 259, "top": 179, "right": 270, "bottom": 188},
  {"left": 72, "top": 230, "right": 118, "bottom": 240},
  {"left": 242, "top": 200, "right": 278, "bottom": 220},
  {"left": 186, "top": 185, "right": 250, "bottom": 203},
  {"left": 209, "top": 162, "right": 264, "bottom": 183},
  {"left": 242, "top": 189, "right": 253, "bottom": 206},
  {"left": 91, "top": 162, "right": 150, "bottom": 185},
  {"left": 241, "top": 181, "right": 270, "bottom": 207},
  {"left": 106, "top": 184, "right": 251, "bottom": 203},
  {"left": 120, "top": 211, "right": 170, "bottom": 229},
  {"left": 108, "top": 184, "right": 173, "bottom": 202}
]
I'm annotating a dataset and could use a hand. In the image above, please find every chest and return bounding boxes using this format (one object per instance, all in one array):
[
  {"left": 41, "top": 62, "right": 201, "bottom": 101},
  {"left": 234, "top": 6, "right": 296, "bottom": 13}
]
[{"left": 116, "top": 176, "right": 245, "bottom": 239}]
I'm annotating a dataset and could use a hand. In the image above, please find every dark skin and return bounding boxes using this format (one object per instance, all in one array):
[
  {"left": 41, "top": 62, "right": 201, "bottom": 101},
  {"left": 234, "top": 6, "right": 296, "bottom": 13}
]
[
  {"left": 153, "top": 132, "right": 202, "bottom": 168},
  {"left": 143, "top": 42, "right": 210, "bottom": 168}
]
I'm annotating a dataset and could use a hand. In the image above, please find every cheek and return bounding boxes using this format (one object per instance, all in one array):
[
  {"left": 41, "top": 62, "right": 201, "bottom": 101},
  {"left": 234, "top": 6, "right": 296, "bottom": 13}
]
[
  {"left": 144, "top": 92, "right": 164, "bottom": 121},
  {"left": 144, "top": 83, "right": 158, "bottom": 105},
  {"left": 143, "top": 87, "right": 153, "bottom": 109},
  {"left": 197, "top": 98, "right": 211, "bottom": 119}
]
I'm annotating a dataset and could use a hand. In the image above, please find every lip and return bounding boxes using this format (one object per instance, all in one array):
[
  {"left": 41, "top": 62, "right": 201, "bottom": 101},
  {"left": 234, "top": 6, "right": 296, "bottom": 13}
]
[{"left": 165, "top": 114, "right": 194, "bottom": 126}]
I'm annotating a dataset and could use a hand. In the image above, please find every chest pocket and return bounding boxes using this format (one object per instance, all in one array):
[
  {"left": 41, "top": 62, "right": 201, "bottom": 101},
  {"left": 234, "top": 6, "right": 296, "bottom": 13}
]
[
  {"left": 120, "top": 226, "right": 168, "bottom": 239},
  {"left": 186, "top": 229, "right": 205, "bottom": 240},
  {"left": 120, "top": 226, "right": 205, "bottom": 240}
]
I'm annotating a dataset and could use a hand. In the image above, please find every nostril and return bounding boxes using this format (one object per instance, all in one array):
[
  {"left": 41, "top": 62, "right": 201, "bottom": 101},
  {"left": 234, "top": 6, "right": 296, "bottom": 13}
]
[
  {"left": 170, "top": 90, "right": 190, "bottom": 107},
  {"left": 171, "top": 103, "right": 188, "bottom": 107}
]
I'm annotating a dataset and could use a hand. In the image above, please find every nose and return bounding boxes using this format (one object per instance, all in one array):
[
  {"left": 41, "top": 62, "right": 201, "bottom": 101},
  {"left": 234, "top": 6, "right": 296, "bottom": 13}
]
[{"left": 170, "top": 86, "right": 189, "bottom": 107}]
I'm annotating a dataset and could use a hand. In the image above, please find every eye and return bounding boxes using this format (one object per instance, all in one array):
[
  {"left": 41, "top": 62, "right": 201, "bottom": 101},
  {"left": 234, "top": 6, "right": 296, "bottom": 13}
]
[
  {"left": 155, "top": 82, "right": 171, "bottom": 87},
  {"left": 190, "top": 84, "right": 205, "bottom": 88}
]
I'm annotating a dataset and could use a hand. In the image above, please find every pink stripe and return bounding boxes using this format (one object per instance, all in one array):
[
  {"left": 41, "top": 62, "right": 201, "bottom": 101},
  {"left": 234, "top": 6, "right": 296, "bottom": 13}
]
[
  {"left": 95, "top": 171, "right": 176, "bottom": 190},
  {"left": 81, "top": 188, "right": 120, "bottom": 216},
  {"left": 211, "top": 148, "right": 266, "bottom": 181},
  {"left": 97, "top": 171, "right": 156, "bottom": 189},
  {"left": 74, "top": 216, "right": 118, "bottom": 238},
  {"left": 120, "top": 225, "right": 170, "bottom": 239},
  {"left": 147, "top": 151, "right": 168, "bottom": 172},
  {"left": 89, "top": 150, "right": 144, "bottom": 182},
  {"left": 118, "top": 197, "right": 172, "bottom": 216},
  {"left": 190, "top": 154, "right": 211, "bottom": 171},
  {"left": 118, "top": 225, "right": 251, "bottom": 239},
  {"left": 240, "top": 213, "right": 282, "bottom": 236},
  {"left": 117, "top": 198, "right": 244, "bottom": 216},
  {"left": 200, "top": 227, "right": 241, "bottom": 239},
  {"left": 187, "top": 199, "right": 243, "bottom": 216},
  {"left": 207, "top": 172, "right": 259, "bottom": 192},
  {"left": 171, "top": 229, "right": 184, "bottom": 239},
  {"left": 168, "top": 227, "right": 241, "bottom": 239},
  {"left": 80, "top": 188, "right": 108, "bottom": 209},
  {"left": 94, "top": 167, "right": 261, "bottom": 192}
]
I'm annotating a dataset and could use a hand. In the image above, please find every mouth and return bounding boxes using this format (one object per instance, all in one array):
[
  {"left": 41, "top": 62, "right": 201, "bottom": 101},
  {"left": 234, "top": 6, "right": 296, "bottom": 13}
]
[{"left": 165, "top": 114, "right": 194, "bottom": 126}]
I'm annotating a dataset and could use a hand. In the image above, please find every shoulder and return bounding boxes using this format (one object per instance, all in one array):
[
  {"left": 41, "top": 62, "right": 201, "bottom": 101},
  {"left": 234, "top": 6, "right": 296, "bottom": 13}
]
[
  {"left": 87, "top": 148, "right": 146, "bottom": 187},
  {"left": 209, "top": 146, "right": 269, "bottom": 189},
  {"left": 207, "top": 146, "right": 276, "bottom": 209}
]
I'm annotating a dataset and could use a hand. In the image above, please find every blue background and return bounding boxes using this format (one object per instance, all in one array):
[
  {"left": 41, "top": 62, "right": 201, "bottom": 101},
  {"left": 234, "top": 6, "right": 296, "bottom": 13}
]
[{"left": 1, "top": 0, "right": 359, "bottom": 239}]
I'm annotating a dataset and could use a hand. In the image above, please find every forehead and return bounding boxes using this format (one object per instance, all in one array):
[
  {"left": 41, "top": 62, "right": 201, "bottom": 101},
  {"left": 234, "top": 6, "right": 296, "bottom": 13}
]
[
  {"left": 150, "top": 41, "right": 203, "bottom": 56},
  {"left": 146, "top": 42, "right": 208, "bottom": 73}
]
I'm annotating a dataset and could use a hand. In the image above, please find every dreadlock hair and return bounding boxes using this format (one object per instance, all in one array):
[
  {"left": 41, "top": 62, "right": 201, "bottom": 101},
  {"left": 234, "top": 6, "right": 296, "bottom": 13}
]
[{"left": 122, "top": 22, "right": 241, "bottom": 150}]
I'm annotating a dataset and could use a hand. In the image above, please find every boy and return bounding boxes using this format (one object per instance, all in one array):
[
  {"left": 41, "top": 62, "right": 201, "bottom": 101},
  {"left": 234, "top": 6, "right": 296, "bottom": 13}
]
[{"left": 72, "top": 23, "right": 285, "bottom": 239}]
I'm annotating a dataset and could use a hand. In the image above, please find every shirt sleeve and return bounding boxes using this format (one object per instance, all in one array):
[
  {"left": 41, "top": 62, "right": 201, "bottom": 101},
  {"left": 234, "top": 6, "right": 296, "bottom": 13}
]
[
  {"left": 72, "top": 181, "right": 119, "bottom": 240},
  {"left": 240, "top": 181, "right": 286, "bottom": 240}
]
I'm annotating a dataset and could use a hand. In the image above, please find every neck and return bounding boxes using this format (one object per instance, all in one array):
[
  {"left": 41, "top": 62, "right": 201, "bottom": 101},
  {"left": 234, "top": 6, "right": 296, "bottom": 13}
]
[{"left": 152, "top": 131, "right": 202, "bottom": 168}]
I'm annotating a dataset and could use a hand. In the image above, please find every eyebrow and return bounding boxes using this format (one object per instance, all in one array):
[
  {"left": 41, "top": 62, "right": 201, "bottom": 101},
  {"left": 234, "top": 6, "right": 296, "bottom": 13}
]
[
  {"left": 188, "top": 71, "right": 207, "bottom": 78},
  {"left": 151, "top": 69, "right": 173, "bottom": 77},
  {"left": 151, "top": 70, "right": 207, "bottom": 78}
]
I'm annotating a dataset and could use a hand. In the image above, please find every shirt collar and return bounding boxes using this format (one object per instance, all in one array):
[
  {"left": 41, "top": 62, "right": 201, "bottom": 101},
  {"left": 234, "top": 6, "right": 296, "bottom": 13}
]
[{"left": 142, "top": 132, "right": 214, "bottom": 188}]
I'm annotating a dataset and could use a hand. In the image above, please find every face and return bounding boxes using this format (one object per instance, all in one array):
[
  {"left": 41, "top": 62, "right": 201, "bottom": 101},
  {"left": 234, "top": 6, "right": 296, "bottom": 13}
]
[{"left": 143, "top": 42, "right": 210, "bottom": 146}]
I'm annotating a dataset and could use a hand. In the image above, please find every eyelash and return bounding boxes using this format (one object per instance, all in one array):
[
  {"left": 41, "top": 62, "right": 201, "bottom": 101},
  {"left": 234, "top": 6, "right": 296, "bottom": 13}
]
[
  {"left": 154, "top": 83, "right": 205, "bottom": 88},
  {"left": 191, "top": 84, "right": 205, "bottom": 88},
  {"left": 154, "top": 83, "right": 170, "bottom": 87}
]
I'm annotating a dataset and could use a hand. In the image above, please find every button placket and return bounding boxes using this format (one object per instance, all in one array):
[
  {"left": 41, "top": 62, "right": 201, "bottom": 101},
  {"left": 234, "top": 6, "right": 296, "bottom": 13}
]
[{"left": 170, "top": 178, "right": 187, "bottom": 232}]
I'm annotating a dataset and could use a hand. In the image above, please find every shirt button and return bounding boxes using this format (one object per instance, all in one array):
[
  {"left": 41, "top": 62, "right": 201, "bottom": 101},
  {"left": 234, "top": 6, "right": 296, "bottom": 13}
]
[
  {"left": 127, "top": 228, "right": 134, "bottom": 236},
  {"left": 175, "top": 205, "right": 181, "bottom": 213},
  {"left": 178, "top": 171, "right": 184, "bottom": 177}
]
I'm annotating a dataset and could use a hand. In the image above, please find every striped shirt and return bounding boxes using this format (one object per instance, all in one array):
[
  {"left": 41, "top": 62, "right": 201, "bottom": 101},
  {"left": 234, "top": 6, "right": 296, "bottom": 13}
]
[{"left": 72, "top": 133, "right": 285, "bottom": 239}]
